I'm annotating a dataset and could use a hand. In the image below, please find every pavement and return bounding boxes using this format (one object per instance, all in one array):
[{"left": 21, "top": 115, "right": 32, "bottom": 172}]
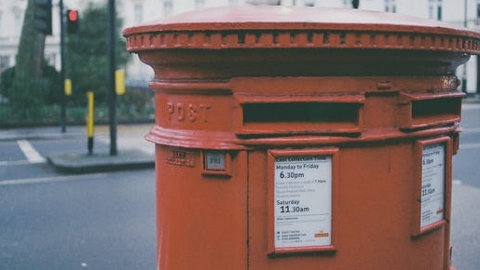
[
  {"left": 462, "top": 94, "right": 480, "bottom": 104},
  {"left": 0, "top": 123, "right": 155, "bottom": 174}
]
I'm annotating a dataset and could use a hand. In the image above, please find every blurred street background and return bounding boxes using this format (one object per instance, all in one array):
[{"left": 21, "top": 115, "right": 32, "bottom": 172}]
[{"left": 1, "top": 0, "right": 480, "bottom": 269}]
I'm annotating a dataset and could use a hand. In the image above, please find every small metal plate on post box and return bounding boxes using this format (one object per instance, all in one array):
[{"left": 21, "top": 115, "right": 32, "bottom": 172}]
[
  {"left": 203, "top": 151, "right": 232, "bottom": 177},
  {"left": 205, "top": 151, "right": 225, "bottom": 171}
]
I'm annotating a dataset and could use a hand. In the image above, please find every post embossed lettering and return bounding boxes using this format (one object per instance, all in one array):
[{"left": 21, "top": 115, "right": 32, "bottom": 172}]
[{"left": 166, "top": 102, "right": 212, "bottom": 123}]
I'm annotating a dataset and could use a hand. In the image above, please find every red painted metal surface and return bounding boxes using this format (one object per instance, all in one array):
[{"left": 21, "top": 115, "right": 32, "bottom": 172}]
[{"left": 124, "top": 6, "right": 480, "bottom": 270}]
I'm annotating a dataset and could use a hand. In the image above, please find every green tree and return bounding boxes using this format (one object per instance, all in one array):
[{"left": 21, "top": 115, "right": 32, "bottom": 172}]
[
  {"left": 16, "top": 0, "right": 46, "bottom": 78},
  {"left": 10, "top": 0, "right": 49, "bottom": 119},
  {"left": 66, "top": 2, "right": 129, "bottom": 106}
]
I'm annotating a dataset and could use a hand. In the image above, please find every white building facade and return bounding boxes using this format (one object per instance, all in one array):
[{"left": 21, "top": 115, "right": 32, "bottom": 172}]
[{"left": 1, "top": 0, "right": 479, "bottom": 92}]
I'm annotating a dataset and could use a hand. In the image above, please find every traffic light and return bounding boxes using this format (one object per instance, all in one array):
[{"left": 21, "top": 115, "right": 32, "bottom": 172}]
[
  {"left": 66, "top": 9, "right": 79, "bottom": 33},
  {"left": 34, "top": 0, "right": 52, "bottom": 35}
]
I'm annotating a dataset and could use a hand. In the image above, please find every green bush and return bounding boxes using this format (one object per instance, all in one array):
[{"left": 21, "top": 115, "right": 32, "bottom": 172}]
[
  {"left": 118, "top": 87, "right": 154, "bottom": 121},
  {"left": 0, "top": 73, "right": 154, "bottom": 127},
  {"left": 0, "top": 64, "right": 63, "bottom": 119}
]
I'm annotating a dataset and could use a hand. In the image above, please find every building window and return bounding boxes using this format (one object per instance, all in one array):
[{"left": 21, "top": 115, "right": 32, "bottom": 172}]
[
  {"left": 0, "top": 11, "right": 3, "bottom": 36},
  {"left": 0, "top": 55, "right": 11, "bottom": 73},
  {"left": 477, "top": 1, "right": 480, "bottom": 25},
  {"left": 12, "top": 6, "right": 23, "bottom": 37},
  {"left": 45, "top": 54, "right": 56, "bottom": 68},
  {"left": 163, "top": 0, "right": 173, "bottom": 17},
  {"left": 429, "top": 0, "right": 443, "bottom": 21},
  {"left": 134, "top": 4, "right": 143, "bottom": 24},
  {"left": 246, "top": 0, "right": 281, "bottom": 5},
  {"left": 385, "top": 0, "right": 396, "bottom": 13},
  {"left": 195, "top": 0, "right": 205, "bottom": 9}
]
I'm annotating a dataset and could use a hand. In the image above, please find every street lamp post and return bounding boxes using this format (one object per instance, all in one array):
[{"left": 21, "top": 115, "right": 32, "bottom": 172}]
[
  {"left": 463, "top": 0, "right": 468, "bottom": 93},
  {"left": 108, "top": 0, "right": 117, "bottom": 155},
  {"left": 60, "top": 0, "right": 66, "bottom": 133}
]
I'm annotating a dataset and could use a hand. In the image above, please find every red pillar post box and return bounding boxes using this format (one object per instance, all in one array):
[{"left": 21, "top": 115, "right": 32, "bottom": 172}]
[{"left": 123, "top": 6, "right": 480, "bottom": 270}]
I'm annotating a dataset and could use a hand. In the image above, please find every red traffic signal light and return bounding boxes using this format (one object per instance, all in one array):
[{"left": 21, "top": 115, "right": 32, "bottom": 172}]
[
  {"left": 66, "top": 9, "right": 79, "bottom": 33},
  {"left": 68, "top": 9, "right": 78, "bottom": 21}
]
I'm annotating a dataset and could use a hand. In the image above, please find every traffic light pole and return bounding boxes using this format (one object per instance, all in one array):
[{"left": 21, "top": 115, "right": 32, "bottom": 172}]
[
  {"left": 60, "top": 0, "right": 67, "bottom": 133},
  {"left": 462, "top": 0, "right": 467, "bottom": 93},
  {"left": 108, "top": 0, "right": 118, "bottom": 155}
]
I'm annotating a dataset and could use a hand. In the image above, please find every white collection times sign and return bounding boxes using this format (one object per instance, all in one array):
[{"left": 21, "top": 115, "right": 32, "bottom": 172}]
[
  {"left": 274, "top": 155, "right": 332, "bottom": 249},
  {"left": 420, "top": 143, "right": 445, "bottom": 229}
]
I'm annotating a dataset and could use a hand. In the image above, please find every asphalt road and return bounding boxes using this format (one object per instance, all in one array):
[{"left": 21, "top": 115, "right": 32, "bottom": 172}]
[
  {"left": 451, "top": 103, "right": 480, "bottom": 270},
  {"left": 0, "top": 169, "right": 156, "bottom": 270},
  {"left": 0, "top": 102, "right": 479, "bottom": 270},
  {"left": 453, "top": 104, "right": 480, "bottom": 189},
  {"left": 0, "top": 127, "right": 157, "bottom": 270}
]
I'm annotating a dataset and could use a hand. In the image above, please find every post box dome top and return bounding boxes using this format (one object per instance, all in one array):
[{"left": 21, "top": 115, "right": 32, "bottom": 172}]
[{"left": 124, "top": 6, "right": 480, "bottom": 54}]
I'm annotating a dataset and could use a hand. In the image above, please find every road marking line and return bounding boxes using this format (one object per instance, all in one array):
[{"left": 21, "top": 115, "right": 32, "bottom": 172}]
[
  {"left": 459, "top": 143, "right": 480, "bottom": 150},
  {"left": 16, "top": 140, "right": 46, "bottom": 164},
  {"left": 462, "top": 127, "right": 480, "bottom": 133},
  {"left": 462, "top": 103, "right": 480, "bottom": 110},
  {"left": 0, "top": 173, "right": 106, "bottom": 186},
  {"left": 0, "top": 160, "right": 31, "bottom": 166}
]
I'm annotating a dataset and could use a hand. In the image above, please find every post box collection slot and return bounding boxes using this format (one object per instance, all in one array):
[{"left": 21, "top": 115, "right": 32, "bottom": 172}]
[
  {"left": 244, "top": 102, "right": 359, "bottom": 123},
  {"left": 398, "top": 92, "right": 464, "bottom": 130},
  {"left": 408, "top": 98, "right": 462, "bottom": 129},
  {"left": 411, "top": 98, "right": 460, "bottom": 121},
  {"left": 240, "top": 102, "right": 362, "bottom": 135}
]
